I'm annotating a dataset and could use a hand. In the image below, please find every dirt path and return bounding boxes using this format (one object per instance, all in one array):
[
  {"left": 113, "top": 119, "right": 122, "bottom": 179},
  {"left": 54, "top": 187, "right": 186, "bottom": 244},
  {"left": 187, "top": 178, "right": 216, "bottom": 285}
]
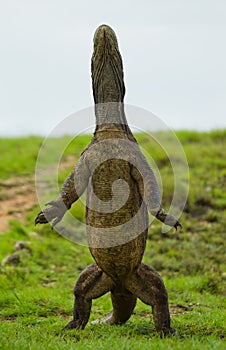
[
  {"left": 0, "top": 155, "right": 75, "bottom": 233},
  {"left": 0, "top": 176, "right": 37, "bottom": 232}
]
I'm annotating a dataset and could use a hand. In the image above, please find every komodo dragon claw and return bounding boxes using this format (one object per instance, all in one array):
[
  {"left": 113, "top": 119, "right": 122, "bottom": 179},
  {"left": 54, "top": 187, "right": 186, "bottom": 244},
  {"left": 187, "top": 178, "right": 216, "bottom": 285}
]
[{"left": 174, "top": 221, "right": 182, "bottom": 231}]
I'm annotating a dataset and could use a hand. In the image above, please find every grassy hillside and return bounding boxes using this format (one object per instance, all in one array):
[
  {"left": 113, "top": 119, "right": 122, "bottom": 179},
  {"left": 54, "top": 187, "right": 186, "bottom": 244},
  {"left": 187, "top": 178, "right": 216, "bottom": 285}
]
[{"left": 0, "top": 131, "right": 225, "bottom": 349}]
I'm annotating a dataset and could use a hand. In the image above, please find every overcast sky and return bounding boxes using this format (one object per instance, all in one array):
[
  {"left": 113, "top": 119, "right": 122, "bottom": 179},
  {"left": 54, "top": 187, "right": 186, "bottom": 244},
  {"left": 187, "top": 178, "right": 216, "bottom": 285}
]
[{"left": 0, "top": 0, "right": 226, "bottom": 136}]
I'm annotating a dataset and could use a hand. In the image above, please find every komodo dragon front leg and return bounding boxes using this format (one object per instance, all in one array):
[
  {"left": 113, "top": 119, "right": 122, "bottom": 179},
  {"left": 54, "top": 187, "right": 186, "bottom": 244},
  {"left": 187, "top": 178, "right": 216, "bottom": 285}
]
[
  {"left": 131, "top": 153, "right": 182, "bottom": 229},
  {"left": 35, "top": 155, "right": 90, "bottom": 227}
]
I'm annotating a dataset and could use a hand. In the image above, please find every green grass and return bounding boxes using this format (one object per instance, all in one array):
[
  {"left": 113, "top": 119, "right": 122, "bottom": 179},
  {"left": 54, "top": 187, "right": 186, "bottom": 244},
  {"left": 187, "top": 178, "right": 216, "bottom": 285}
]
[{"left": 0, "top": 131, "right": 225, "bottom": 349}]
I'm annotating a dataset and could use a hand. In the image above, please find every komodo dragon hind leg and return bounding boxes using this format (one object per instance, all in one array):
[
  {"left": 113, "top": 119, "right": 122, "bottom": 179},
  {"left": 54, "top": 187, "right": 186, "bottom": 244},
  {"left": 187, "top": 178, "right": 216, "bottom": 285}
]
[
  {"left": 65, "top": 263, "right": 114, "bottom": 330},
  {"left": 93, "top": 289, "right": 137, "bottom": 325},
  {"left": 125, "top": 263, "right": 176, "bottom": 337}
]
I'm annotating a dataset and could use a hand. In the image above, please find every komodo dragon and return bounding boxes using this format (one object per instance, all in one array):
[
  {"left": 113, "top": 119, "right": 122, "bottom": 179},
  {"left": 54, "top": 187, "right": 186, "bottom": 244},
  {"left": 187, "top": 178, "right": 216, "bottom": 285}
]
[{"left": 35, "top": 24, "right": 181, "bottom": 336}]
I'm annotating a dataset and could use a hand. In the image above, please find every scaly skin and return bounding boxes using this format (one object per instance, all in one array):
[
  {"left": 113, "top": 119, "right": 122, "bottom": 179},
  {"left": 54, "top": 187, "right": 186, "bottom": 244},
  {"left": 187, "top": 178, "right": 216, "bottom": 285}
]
[{"left": 35, "top": 24, "right": 181, "bottom": 336}]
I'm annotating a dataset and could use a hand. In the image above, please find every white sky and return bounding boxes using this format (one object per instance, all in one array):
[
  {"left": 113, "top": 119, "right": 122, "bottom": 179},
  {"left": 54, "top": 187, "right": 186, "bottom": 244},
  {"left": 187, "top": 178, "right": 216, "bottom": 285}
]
[{"left": 0, "top": 0, "right": 226, "bottom": 136}]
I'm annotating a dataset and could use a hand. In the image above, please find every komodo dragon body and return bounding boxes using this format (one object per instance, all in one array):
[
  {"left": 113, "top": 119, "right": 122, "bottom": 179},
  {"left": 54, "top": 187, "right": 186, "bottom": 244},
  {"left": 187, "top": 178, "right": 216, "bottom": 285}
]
[{"left": 35, "top": 24, "right": 181, "bottom": 336}]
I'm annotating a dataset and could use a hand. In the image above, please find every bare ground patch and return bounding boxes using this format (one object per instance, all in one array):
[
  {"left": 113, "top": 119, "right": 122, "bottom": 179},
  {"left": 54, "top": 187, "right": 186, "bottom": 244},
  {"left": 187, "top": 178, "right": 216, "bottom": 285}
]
[
  {"left": 0, "top": 155, "right": 75, "bottom": 233},
  {"left": 0, "top": 176, "right": 37, "bottom": 232}
]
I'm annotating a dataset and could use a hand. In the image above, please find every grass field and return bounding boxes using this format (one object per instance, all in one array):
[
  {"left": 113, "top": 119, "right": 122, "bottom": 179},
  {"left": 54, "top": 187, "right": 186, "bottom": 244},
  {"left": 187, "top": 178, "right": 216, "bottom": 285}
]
[{"left": 0, "top": 131, "right": 225, "bottom": 349}]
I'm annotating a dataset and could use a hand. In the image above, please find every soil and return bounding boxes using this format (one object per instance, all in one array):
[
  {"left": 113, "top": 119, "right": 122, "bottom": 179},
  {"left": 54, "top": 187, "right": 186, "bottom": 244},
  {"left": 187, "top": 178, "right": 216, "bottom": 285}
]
[
  {"left": 0, "top": 176, "right": 36, "bottom": 232},
  {"left": 0, "top": 155, "right": 75, "bottom": 233}
]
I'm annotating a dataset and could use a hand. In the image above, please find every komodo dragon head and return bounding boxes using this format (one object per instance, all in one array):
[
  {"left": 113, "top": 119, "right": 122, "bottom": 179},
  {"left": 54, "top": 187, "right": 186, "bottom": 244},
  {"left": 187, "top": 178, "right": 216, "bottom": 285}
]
[
  {"left": 91, "top": 24, "right": 134, "bottom": 139},
  {"left": 91, "top": 24, "right": 125, "bottom": 104}
]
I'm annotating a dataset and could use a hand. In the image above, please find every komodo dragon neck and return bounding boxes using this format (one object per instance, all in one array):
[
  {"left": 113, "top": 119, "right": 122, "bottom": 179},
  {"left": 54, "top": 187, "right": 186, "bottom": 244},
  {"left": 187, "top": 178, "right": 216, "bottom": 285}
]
[{"left": 91, "top": 25, "right": 135, "bottom": 141}]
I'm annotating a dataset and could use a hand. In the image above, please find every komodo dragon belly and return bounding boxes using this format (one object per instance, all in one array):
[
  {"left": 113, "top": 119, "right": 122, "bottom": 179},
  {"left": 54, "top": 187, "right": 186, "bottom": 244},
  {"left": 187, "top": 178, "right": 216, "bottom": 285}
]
[{"left": 86, "top": 158, "right": 148, "bottom": 280}]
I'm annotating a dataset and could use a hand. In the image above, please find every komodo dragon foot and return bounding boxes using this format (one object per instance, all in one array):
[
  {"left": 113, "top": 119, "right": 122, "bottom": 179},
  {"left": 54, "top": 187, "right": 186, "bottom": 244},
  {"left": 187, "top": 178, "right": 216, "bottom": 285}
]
[
  {"left": 64, "top": 319, "right": 84, "bottom": 330},
  {"left": 35, "top": 199, "right": 67, "bottom": 228}
]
